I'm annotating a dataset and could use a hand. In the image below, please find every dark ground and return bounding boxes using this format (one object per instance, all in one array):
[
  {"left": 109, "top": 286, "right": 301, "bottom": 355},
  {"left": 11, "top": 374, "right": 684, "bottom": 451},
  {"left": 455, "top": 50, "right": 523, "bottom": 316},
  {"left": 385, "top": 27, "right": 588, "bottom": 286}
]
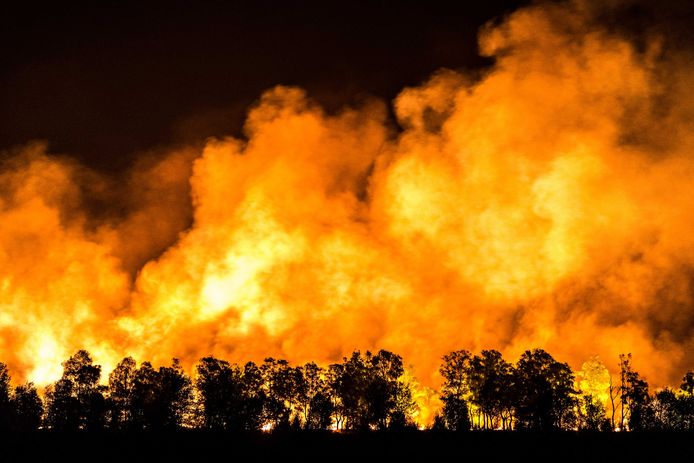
[{"left": 3, "top": 431, "right": 693, "bottom": 462}]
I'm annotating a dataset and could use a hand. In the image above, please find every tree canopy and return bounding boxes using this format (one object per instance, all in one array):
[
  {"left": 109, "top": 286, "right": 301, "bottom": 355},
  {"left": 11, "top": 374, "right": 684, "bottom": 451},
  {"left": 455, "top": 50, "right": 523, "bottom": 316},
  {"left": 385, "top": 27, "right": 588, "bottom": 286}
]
[{"left": 0, "top": 347, "right": 691, "bottom": 432}]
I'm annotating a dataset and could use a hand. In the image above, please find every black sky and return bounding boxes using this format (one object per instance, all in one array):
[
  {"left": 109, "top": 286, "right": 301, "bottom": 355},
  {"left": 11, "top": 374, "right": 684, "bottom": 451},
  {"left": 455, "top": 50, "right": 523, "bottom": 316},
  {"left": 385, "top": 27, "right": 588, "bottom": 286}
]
[{"left": 0, "top": 0, "right": 528, "bottom": 171}]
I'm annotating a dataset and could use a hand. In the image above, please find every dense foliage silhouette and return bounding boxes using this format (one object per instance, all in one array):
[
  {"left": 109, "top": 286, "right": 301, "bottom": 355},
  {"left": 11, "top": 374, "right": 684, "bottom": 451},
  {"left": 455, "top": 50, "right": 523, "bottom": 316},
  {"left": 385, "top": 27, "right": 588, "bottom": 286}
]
[{"left": 1, "top": 347, "right": 693, "bottom": 432}]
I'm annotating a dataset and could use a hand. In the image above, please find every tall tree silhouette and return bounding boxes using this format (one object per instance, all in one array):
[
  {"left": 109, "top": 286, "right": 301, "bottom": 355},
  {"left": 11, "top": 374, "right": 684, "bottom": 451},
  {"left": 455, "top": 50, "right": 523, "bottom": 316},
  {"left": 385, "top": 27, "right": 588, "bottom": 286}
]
[
  {"left": 158, "top": 359, "right": 194, "bottom": 427},
  {"left": 45, "top": 350, "right": 106, "bottom": 430},
  {"left": 195, "top": 356, "right": 266, "bottom": 431},
  {"left": 130, "top": 361, "right": 158, "bottom": 429},
  {"left": 196, "top": 356, "right": 236, "bottom": 430},
  {"left": 329, "top": 350, "right": 413, "bottom": 430},
  {"left": 130, "top": 359, "right": 192, "bottom": 430},
  {"left": 239, "top": 362, "right": 266, "bottom": 430},
  {"left": 298, "top": 362, "right": 333, "bottom": 430},
  {"left": 329, "top": 351, "right": 370, "bottom": 430},
  {"left": 678, "top": 373, "right": 694, "bottom": 430},
  {"left": 438, "top": 350, "right": 472, "bottom": 431},
  {"left": 261, "top": 358, "right": 302, "bottom": 430},
  {"left": 370, "top": 350, "right": 415, "bottom": 430},
  {"left": 390, "top": 375, "right": 417, "bottom": 430},
  {"left": 10, "top": 383, "right": 43, "bottom": 431},
  {"left": 0, "top": 363, "right": 11, "bottom": 431},
  {"left": 609, "top": 375, "right": 619, "bottom": 431},
  {"left": 467, "top": 350, "right": 514, "bottom": 429},
  {"left": 107, "top": 356, "right": 137, "bottom": 429},
  {"left": 513, "top": 349, "right": 577, "bottom": 430},
  {"left": 618, "top": 353, "right": 649, "bottom": 431}
]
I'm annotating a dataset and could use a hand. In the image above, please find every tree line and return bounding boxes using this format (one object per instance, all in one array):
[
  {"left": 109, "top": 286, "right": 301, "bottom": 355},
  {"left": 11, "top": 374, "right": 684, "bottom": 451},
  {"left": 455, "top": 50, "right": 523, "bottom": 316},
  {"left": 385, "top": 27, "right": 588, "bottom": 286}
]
[
  {"left": 0, "top": 348, "right": 693, "bottom": 432},
  {"left": 435, "top": 349, "right": 694, "bottom": 432}
]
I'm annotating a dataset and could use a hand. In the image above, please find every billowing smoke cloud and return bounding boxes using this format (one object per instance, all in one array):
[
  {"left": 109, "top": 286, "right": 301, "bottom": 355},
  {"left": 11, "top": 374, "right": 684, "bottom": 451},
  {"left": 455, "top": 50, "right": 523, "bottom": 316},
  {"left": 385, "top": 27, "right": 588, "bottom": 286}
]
[
  {"left": 2, "top": 0, "right": 694, "bottom": 423},
  {"left": 0, "top": 142, "right": 195, "bottom": 382}
]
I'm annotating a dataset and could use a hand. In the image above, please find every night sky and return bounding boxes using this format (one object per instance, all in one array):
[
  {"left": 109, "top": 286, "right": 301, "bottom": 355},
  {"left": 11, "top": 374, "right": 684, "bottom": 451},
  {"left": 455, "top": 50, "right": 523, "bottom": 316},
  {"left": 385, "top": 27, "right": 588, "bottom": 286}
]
[{"left": 0, "top": 0, "right": 528, "bottom": 171}]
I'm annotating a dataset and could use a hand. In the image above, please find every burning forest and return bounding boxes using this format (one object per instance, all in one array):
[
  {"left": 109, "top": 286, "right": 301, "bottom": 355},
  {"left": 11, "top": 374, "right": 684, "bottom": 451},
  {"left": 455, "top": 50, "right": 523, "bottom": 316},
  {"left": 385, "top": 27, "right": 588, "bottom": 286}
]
[{"left": 2, "top": 0, "right": 694, "bottom": 433}]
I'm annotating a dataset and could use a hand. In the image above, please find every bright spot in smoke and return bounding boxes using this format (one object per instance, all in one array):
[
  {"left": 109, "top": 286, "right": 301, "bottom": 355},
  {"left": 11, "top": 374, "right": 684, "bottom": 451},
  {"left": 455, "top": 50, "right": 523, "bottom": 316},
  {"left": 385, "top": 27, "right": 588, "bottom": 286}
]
[{"left": 29, "top": 334, "right": 63, "bottom": 385}]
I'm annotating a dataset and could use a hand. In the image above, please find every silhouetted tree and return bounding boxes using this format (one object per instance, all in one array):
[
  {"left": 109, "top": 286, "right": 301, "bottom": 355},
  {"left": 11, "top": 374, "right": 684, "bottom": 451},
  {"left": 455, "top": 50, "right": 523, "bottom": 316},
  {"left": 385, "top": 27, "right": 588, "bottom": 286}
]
[
  {"left": 45, "top": 350, "right": 106, "bottom": 430},
  {"left": 367, "top": 350, "right": 407, "bottom": 429},
  {"left": 467, "top": 350, "right": 514, "bottom": 429},
  {"left": 239, "top": 362, "right": 266, "bottom": 430},
  {"left": 439, "top": 350, "right": 472, "bottom": 431},
  {"left": 677, "top": 378, "right": 694, "bottom": 430},
  {"left": 108, "top": 356, "right": 136, "bottom": 429},
  {"left": 440, "top": 350, "right": 471, "bottom": 398},
  {"left": 329, "top": 350, "right": 412, "bottom": 430},
  {"left": 609, "top": 375, "right": 619, "bottom": 431},
  {"left": 261, "top": 358, "right": 302, "bottom": 430},
  {"left": 10, "top": 383, "right": 43, "bottom": 431},
  {"left": 0, "top": 363, "right": 12, "bottom": 431},
  {"left": 390, "top": 376, "right": 417, "bottom": 430},
  {"left": 645, "top": 388, "right": 680, "bottom": 430},
  {"left": 196, "top": 356, "right": 236, "bottom": 430},
  {"left": 195, "top": 356, "right": 266, "bottom": 430},
  {"left": 158, "top": 359, "right": 193, "bottom": 427},
  {"left": 440, "top": 396, "right": 471, "bottom": 432},
  {"left": 618, "top": 353, "right": 649, "bottom": 431},
  {"left": 130, "top": 359, "right": 192, "bottom": 430},
  {"left": 679, "top": 398, "right": 694, "bottom": 430},
  {"left": 671, "top": 392, "right": 694, "bottom": 430},
  {"left": 297, "top": 362, "right": 333, "bottom": 430},
  {"left": 308, "top": 392, "right": 334, "bottom": 430},
  {"left": 130, "top": 361, "right": 158, "bottom": 429},
  {"left": 513, "top": 349, "right": 577, "bottom": 430},
  {"left": 578, "top": 394, "right": 608, "bottom": 431},
  {"left": 44, "top": 380, "right": 79, "bottom": 430},
  {"left": 327, "top": 363, "right": 347, "bottom": 430},
  {"left": 329, "top": 352, "right": 368, "bottom": 430}
]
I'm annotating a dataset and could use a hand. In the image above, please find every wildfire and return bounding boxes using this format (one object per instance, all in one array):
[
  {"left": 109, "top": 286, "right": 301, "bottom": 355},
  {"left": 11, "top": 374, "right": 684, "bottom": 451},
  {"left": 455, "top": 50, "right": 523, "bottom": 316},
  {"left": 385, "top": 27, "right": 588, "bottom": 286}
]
[{"left": 1, "top": 0, "right": 693, "bottom": 427}]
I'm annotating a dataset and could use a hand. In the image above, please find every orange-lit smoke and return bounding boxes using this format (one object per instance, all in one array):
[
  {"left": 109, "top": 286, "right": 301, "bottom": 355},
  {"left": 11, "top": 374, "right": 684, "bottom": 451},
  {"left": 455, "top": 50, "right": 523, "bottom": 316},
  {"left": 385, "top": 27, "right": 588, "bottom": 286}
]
[{"left": 2, "top": 0, "right": 694, "bottom": 422}]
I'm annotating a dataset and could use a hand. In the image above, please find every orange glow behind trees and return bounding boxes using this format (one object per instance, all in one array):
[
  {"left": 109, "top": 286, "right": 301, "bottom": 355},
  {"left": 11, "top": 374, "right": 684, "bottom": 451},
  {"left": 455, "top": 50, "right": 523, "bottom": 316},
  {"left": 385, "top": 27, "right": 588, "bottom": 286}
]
[{"left": 1, "top": 0, "right": 694, "bottom": 426}]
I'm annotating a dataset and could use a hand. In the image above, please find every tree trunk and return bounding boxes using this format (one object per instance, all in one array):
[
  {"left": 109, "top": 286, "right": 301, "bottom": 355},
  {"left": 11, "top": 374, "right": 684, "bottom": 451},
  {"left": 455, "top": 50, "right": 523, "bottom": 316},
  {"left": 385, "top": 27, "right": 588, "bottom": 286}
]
[{"left": 609, "top": 380, "right": 617, "bottom": 431}]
